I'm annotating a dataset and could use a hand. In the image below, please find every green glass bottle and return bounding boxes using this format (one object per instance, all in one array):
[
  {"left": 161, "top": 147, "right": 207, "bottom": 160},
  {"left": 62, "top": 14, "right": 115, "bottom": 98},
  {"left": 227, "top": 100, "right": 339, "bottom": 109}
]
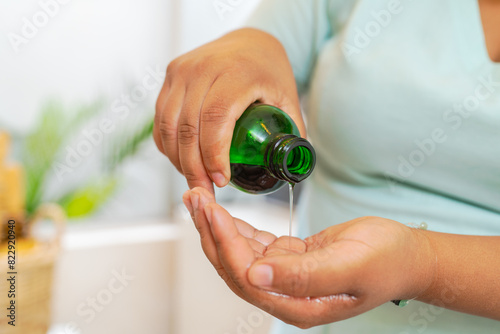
[{"left": 229, "top": 104, "right": 316, "bottom": 194}]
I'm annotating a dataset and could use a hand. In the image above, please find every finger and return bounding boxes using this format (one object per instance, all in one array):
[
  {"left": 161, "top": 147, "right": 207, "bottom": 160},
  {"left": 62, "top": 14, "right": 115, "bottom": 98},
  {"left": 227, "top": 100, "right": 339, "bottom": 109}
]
[
  {"left": 187, "top": 187, "right": 247, "bottom": 300},
  {"left": 182, "top": 190, "right": 194, "bottom": 220},
  {"left": 233, "top": 219, "right": 277, "bottom": 247},
  {"left": 178, "top": 81, "right": 215, "bottom": 192},
  {"left": 263, "top": 236, "right": 307, "bottom": 256},
  {"left": 204, "top": 202, "right": 257, "bottom": 292},
  {"left": 248, "top": 241, "right": 361, "bottom": 297},
  {"left": 187, "top": 187, "right": 218, "bottom": 264},
  {"left": 199, "top": 78, "right": 263, "bottom": 187},
  {"left": 153, "top": 69, "right": 170, "bottom": 155},
  {"left": 154, "top": 81, "right": 185, "bottom": 172}
]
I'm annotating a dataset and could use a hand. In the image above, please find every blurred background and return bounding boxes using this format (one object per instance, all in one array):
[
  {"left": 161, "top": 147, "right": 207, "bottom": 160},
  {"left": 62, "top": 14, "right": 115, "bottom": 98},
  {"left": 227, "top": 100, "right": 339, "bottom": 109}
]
[{"left": 0, "top": 0, "right": 297, "bottom": 333}]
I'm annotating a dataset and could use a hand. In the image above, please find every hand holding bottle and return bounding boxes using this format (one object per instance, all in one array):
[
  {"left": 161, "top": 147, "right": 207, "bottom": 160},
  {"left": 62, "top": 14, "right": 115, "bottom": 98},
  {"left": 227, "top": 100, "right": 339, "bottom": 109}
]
[{"left": 153, "top": 28, "right": 306, "bottom": 193}]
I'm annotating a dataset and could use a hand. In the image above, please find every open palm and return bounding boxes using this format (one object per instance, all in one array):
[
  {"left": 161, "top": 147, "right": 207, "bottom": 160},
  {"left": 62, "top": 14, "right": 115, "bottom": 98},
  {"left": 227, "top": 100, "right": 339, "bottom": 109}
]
[{"left": 184, "top": 187, "right": 432, "bottom": 329}]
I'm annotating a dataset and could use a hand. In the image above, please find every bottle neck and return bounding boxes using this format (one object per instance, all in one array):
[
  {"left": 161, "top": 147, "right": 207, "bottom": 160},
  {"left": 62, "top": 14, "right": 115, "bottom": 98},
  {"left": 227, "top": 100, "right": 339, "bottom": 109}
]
[{"left": 265, "top": 134, "right": 316, "bottom": 184}]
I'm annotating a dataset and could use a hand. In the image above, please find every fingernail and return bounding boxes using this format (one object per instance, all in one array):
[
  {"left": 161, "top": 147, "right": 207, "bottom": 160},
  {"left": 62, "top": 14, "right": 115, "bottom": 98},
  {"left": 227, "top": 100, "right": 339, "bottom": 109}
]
[
  {"left": 183, "top": 199, "right": 193, "bottom": 217},
  {"left": 211, "top": 172, "right": 227, "bottom": 187},
  {"left": 191, "top": 192, "right": 200, "bottom": 212},
  {"left": 249, "top": 264, "right": 273, "bottom": 288},
  {"left": 182, "top": 192, "right": 194, "bottom": 217}
]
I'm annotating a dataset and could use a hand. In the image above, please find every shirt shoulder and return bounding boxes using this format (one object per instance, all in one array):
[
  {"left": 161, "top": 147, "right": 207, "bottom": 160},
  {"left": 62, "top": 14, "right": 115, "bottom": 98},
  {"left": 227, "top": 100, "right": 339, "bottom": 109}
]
[{"left": 245, "top": 0, "right": 358, "bottom": 93}]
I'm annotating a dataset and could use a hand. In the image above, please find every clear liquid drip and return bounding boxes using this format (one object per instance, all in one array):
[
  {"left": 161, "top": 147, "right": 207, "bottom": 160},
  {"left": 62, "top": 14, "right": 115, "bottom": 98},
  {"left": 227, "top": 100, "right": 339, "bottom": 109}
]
[{"left": 288, "top": 182, "right": 295, "bottom": 248}]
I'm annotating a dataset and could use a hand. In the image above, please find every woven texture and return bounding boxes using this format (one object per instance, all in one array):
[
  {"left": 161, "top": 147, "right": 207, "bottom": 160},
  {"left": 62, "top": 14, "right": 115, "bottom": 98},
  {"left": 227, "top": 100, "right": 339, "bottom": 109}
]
[{"left": 0, "top": 204, "right": 65, "bottom": 334}]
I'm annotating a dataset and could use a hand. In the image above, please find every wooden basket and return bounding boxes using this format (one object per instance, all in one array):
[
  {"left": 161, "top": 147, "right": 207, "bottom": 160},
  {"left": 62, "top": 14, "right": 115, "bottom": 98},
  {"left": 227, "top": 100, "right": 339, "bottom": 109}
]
[{"left": 0, "top": 203, "right": 66, "bottom": 334}]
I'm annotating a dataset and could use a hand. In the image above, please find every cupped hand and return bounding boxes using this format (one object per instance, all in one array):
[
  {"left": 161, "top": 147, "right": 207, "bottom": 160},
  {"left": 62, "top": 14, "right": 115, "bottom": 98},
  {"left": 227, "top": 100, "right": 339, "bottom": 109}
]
[
  {"left": 154, "top": 28, "right": 304, "bottom": 193},
  {"left": 184, "top": 187, "right": 436, "bottom": 329}
]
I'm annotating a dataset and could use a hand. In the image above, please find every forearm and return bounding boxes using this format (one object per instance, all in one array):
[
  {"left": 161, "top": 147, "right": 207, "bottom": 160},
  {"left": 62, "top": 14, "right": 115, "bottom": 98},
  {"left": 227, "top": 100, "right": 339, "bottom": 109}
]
[{"left": 416, "top": 230, "right": 500, "bottom": 320}]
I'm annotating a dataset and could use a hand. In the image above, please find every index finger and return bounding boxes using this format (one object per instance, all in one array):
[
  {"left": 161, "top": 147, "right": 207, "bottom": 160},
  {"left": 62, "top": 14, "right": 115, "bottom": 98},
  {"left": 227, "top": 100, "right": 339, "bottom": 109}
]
[{"left": 199, "top": 78, "right": 263, "bottom": 188}]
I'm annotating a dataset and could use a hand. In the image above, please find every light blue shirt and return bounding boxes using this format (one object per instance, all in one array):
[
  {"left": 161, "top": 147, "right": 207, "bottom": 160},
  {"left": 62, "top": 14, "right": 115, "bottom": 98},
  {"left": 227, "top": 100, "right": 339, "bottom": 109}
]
[{"left": 247, "top": 0, "right": 500, "bottom": 333}]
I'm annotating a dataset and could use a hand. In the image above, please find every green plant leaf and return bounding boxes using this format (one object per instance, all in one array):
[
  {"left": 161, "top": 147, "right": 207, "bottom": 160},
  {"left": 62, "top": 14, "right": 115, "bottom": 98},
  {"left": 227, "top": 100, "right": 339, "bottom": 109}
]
[
  {"left": 23, "top": 101, "right": 67, "bottom": 214},
  {"left": 20, "top": 97, "right": 153, "bottom": 220},
  {"left": 58, "top": 177, "right": 118, "bottom": 218},
  {"left": 106, "top": 118, "right": 154, "bottom": 172},
  {"left": 22, "top": 99, "right": 107, "bottom": 215}
]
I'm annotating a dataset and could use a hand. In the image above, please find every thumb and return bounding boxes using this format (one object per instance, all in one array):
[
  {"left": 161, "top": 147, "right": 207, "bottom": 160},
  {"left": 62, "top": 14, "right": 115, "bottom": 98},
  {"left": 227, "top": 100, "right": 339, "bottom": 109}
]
[{"left": 247, "top": 247, "right": 354, "bottom": 298}]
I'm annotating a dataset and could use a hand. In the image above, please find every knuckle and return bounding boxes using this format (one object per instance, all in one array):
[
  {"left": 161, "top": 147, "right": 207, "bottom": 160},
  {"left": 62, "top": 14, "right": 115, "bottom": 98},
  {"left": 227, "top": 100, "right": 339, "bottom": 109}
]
[
  {"left": 166, "top": 57, "right": 182, "bottom": 76},
  {"left": 157, "top": 118, "right": 177, "bottom": 142},
  {"left": 178, "top": 122, "right": 199, "bottom": 145},
  {"left": 192, "top": 51, "right": 222, "bottom": 73},
  {"left": 167, "top": 55, "right": 217, "bottom": 79},
  {"left": 201, "top": 103, "right": 232, "bottom": 126},
  {"left": 196, "top": 222, "right": 204, "bottom": 235},
  {"left": 182, "top": 169, "right": 200, "bottom": 183},
  {"left": 155, "top": 96, "right": 164, "bottom": 114},
  {"left": 192, "top": 57, "right": 213, "bottom": 74}
]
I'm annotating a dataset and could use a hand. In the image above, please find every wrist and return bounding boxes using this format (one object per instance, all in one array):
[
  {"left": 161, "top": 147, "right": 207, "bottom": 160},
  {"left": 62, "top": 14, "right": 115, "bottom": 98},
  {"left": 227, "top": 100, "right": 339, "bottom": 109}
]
[{"left": 406, "top": 226, "right": 438, "bottom": 301}]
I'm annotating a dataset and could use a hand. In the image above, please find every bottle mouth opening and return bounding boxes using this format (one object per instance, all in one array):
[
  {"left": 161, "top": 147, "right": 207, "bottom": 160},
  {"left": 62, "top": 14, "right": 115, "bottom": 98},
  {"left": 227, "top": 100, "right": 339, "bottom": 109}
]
[
  {"left": 267, "top": 135, "right": 316, "bottom": 183},
  {"left": 286, "top": 144, "right": 314, "bottom": 181},
  {"left": 283, "top": 139, "right": 315, "bottom": 183}
]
